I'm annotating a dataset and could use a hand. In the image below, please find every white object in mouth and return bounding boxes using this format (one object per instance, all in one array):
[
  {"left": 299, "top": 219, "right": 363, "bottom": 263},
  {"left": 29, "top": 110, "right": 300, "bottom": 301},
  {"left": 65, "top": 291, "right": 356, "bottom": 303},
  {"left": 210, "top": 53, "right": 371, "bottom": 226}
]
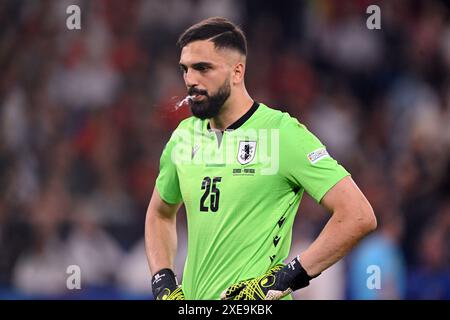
[{"left": 175, "top": 95, "right": 194, "bottom": 110}]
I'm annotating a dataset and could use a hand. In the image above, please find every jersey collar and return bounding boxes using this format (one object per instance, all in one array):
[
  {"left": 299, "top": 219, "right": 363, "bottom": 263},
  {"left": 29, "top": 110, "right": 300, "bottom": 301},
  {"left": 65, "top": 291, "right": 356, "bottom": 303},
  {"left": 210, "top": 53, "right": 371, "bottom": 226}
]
[{"left": 207, "top": 101, "right": 259, "bottom": 132}]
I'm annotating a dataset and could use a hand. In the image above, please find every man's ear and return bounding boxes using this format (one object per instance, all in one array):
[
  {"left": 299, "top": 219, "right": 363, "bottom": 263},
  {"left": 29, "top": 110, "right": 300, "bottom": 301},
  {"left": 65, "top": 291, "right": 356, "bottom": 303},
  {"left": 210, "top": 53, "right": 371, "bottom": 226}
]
[{"left": 232, "top": 62, "right": 245, "bottom": 85}]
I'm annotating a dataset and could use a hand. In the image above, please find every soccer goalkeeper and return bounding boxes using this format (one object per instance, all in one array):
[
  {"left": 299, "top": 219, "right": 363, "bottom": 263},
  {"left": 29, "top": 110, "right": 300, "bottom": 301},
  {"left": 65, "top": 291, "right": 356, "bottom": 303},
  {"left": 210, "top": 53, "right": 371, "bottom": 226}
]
[{"left": 145, "top": 17, "right": 377, "bottom": 300}]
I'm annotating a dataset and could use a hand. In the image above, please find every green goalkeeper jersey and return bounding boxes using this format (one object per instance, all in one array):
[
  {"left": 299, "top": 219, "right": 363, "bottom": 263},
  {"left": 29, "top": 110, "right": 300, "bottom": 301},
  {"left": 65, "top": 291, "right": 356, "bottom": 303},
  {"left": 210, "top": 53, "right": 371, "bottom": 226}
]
[{"left": 156, "top": 102, "right": 349, "bottom": 300}]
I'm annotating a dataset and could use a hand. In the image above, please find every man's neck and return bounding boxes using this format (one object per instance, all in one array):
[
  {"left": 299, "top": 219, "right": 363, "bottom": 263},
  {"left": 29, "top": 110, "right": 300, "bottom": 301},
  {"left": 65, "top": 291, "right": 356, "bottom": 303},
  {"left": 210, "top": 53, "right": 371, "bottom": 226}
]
[{"left": 209, "top": 93, "right": 254, "bottom": 131}]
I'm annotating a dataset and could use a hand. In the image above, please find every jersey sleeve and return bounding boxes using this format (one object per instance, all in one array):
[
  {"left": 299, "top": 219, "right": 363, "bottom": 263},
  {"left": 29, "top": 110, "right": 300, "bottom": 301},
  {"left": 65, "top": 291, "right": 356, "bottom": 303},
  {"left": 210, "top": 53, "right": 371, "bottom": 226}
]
[
  {"left": 155, "top": 134, "right": 183, "bottom": 205},
  {"left": 279, "top": 116, "right": 350, "bottom": 203}
]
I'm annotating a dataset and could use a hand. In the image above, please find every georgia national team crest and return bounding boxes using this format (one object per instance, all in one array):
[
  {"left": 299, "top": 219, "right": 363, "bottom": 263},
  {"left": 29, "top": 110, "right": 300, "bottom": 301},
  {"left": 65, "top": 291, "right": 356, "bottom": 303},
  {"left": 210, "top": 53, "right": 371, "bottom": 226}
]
[{"left": 237, "top": 141, "right": 257, "bottom": 165}]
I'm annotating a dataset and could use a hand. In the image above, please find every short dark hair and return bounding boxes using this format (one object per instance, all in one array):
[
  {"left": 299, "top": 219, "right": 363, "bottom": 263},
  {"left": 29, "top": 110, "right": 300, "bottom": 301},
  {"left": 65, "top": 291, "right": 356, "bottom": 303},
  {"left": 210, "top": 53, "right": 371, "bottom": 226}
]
[{"left": 177, "top": 17, "right": 247, "bottom": 56}]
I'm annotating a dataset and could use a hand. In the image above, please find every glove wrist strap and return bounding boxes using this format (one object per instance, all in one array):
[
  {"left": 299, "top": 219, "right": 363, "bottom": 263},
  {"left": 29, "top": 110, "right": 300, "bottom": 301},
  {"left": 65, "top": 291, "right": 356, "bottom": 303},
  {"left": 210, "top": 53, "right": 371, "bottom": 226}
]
[
  {"left": 283, "top": 257, "right": 319, "bottom": 291},
  {"left": 151, "top": 268, "right": 178, "bottom": 297}
]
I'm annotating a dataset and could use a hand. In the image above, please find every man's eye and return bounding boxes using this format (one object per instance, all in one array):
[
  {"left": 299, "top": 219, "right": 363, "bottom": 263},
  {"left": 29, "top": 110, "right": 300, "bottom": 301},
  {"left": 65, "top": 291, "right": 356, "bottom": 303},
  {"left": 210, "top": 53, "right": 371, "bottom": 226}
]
[{"left": 196, "top": 66, "right": 209, "bottom": 72}]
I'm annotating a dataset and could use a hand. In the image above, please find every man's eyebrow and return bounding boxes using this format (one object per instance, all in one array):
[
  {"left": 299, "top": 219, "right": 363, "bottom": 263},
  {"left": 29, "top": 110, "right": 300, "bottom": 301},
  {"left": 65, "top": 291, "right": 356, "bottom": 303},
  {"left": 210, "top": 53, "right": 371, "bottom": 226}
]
[
  {"left": 192, "top": 62, "right": 213, "bottom": 69},
  {"left": 179, "top": 62, "right": 214, "bottom": 69}
]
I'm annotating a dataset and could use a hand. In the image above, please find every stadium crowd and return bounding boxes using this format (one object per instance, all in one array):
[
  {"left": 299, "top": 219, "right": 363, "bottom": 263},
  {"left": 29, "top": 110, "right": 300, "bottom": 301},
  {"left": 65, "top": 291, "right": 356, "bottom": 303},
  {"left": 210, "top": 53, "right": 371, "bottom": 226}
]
[{"left": 0, "top": 0, "right": 449, "bottom": 299}]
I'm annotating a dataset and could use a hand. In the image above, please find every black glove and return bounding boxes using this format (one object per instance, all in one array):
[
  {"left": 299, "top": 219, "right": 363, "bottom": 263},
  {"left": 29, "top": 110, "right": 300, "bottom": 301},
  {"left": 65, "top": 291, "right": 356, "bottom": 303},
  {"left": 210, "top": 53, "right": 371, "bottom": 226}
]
[
  {"left": 151, "top": 268, "right": 185, "bottom": 300},
  {"left": 221, "top": 257, "right": 317, "bottom": 300}
]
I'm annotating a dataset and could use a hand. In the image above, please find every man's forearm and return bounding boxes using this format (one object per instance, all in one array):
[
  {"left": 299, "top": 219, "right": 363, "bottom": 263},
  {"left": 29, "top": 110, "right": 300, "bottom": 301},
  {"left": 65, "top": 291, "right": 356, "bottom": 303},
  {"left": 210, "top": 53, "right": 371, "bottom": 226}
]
[
  {"left": 299, "top": 209, "right": 376, "bottom": 276},
  {"left": 145, "top": 212, "right": 178, "bottom": 274}
]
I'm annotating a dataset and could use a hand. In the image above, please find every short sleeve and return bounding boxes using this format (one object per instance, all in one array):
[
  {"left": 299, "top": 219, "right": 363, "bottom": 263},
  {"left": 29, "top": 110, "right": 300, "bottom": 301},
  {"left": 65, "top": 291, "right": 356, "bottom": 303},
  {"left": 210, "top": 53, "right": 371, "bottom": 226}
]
[
  {"left": 155, "top": 136, "right": 183, "bottom": 205},
  {"left": 279, "top": 117, "right": 350, "bottom": 203}
]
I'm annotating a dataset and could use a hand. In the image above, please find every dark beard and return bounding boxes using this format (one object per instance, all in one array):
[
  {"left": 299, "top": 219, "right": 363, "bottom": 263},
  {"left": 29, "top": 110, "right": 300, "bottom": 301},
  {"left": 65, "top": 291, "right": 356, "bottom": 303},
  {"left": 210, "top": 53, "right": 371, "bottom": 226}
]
[{"left": 189, "top": 79, "right": 231, "bottom": 120}]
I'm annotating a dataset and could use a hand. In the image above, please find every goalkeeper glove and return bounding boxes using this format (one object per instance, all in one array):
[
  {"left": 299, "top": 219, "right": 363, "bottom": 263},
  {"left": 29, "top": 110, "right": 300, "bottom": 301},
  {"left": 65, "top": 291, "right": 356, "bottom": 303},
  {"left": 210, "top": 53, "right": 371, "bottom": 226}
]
[
  {"left": 220, "top": 257, "right": 317, "bottom": 300},
  {"left": 151, "top": 268, "right": 185, "bottom": 300}
]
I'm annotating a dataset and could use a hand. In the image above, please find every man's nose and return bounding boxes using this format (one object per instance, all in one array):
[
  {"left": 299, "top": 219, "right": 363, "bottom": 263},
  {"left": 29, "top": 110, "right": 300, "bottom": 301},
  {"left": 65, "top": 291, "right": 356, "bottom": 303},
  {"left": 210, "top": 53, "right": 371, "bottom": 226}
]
[{"left": 184, "top": 69, "right": 199, "bottom": 88}]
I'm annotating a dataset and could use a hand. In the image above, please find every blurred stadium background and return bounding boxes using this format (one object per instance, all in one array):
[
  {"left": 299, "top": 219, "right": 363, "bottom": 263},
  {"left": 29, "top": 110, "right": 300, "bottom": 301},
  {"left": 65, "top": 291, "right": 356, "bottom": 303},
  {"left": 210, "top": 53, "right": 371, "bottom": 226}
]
[{"left": 0, "top": 0, "right": 449, "bottom": 300}]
